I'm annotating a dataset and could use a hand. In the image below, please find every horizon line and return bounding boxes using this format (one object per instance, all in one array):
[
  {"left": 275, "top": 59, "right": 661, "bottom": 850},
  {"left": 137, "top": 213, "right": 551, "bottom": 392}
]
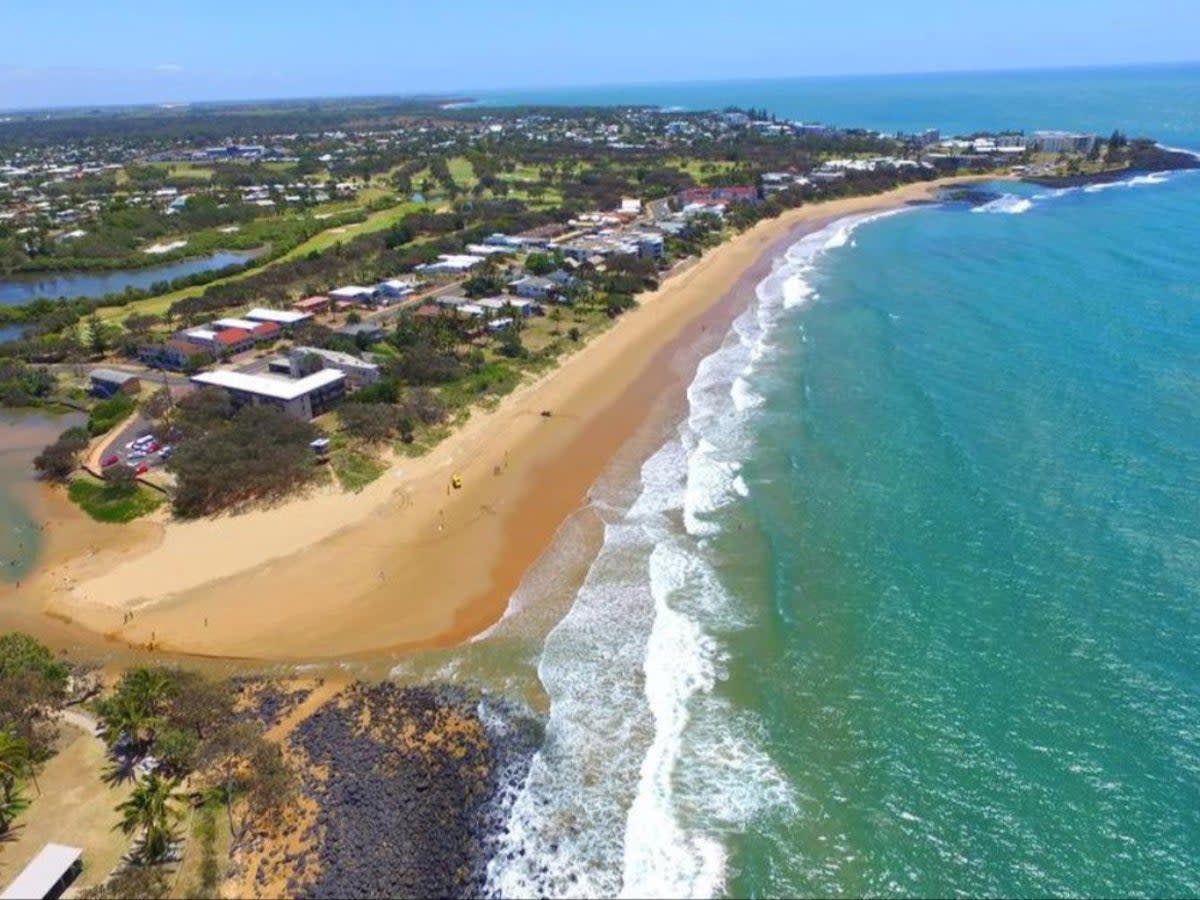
[{"left": 2, "top": 58, "right": 1197, "bottom": 118}]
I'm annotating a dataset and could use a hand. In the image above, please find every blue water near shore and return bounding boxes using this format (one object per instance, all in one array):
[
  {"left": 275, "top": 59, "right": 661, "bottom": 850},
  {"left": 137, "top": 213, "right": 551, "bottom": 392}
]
[
  {"left": 486, "top": 67, "right": 1200, "bottom": 897},
  {"left": 0, "top": 249, "right": 257, "bottom": 306}
]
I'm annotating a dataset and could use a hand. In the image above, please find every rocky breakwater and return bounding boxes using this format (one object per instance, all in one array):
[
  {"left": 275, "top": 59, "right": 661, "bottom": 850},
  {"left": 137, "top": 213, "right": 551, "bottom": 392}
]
[{"left": 244, "top": 682, "right": 541, "bottom": 899}]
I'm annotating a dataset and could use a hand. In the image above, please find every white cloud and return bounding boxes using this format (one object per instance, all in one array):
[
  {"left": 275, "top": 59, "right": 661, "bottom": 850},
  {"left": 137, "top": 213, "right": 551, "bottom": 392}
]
[{"left": 155, "top": 63, "right": 184, "bottom": 74}]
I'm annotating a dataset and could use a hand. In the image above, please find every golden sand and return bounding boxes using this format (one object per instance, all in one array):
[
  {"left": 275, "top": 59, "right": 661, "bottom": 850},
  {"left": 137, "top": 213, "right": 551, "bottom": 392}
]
[{"left": 7, "top": 179, "right": 979, "bottom": 662}]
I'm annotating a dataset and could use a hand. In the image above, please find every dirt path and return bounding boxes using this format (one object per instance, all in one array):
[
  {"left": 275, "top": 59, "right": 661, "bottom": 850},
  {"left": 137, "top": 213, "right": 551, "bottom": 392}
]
[{"left": 263, "top": 678, "right": 348, "bottom": 744}]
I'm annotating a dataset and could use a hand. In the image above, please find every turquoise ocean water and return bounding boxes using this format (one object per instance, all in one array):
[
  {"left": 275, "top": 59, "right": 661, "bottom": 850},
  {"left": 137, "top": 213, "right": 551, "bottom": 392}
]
[{"left": 481, "top": 65, "right": 1200, "bottom": 898}]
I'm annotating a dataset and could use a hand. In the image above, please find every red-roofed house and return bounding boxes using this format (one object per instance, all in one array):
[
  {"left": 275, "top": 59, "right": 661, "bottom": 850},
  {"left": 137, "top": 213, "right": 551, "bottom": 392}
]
[
  {"left": 292, "top": 295, "right": 332, "bottom": 315},
  {"left": 251, "top": 321, "right": 281, "bottom": 343},
  {"left": 213, "top": 328, "right": 255, "bottom": 356},
  {"left": 140, "top": 339, "right": 212, "bottom": 372}
]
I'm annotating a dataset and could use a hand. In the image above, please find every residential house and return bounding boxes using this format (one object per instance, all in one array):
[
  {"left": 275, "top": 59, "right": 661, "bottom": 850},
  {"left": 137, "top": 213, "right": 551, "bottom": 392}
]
[
  {"left": 508, "top": 275, "right": 556, "bottom": 300},
  {"left": 329, "top": 285, "right": 378, "bottom": 307},
  {"left": 140, "top": 339, "right": 211, "bottom": 372},
  {"left": 292, "top": 295, "right": 332, "bottom": 316}
]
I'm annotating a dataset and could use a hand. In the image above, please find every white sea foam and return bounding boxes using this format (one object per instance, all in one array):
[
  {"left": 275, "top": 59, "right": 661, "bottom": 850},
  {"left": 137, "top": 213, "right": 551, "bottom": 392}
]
[
  {"left": 1083, "top": 171, "right": 1171, "bottom": 193},
  {"left": 972, "top": 193, "right": 1034, "bottom": 215},
  {"left": 487, "top": 209, "right": 908, "bottom": 898}
]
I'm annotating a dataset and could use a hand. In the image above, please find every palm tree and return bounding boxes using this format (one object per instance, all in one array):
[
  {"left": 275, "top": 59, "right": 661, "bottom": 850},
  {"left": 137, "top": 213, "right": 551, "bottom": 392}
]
[
  {"left": 0, "top": 732, "right": 32, "bottom": 834},
  {"left": 96, "top": 692, "right": 157, "bottom": 752},
  {"left": 115, "top": 773, "right": 183, "bottom": 864}
]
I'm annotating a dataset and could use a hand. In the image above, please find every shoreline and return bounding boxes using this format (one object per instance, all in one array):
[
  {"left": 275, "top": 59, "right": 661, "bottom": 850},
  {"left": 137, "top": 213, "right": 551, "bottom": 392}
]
[{"left": 9, "top": 177, "right": 984, "bottom": 664}]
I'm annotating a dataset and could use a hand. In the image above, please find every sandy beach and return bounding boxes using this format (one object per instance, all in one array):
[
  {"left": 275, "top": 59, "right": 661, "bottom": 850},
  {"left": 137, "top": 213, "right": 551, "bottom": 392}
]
[{"left": 10, "top": 178, "right": 979, "bottom": 661}]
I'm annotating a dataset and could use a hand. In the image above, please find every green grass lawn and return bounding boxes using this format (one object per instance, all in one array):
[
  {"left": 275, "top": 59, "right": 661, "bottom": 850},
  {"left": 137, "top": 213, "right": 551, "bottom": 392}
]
[
  {"left": 447, "top": 156, "right": 478, "bottom": 189},
  {"left": 68, "top": 476, "right": 164, "bottom": 523},
  {"left": 331, "top": 445, "right": 387, "bottom": 492}
]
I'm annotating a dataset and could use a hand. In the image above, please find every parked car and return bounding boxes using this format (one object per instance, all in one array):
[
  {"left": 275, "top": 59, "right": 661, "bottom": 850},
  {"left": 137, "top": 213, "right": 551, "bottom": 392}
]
[
  {"left": 134, "top": 463, "right": 149, "bottom": 476},
  {"left": 127, "top": 451, "right": 146, "bottom": 461},
  {"left": 146, "top": 442, "right": 161, "bottom": 453},
  {"left": 158, "top": 446, "right": 173, "bottom": 459},
  {"left": 101, "top": 454, "right": 120, "bottom": 468}
]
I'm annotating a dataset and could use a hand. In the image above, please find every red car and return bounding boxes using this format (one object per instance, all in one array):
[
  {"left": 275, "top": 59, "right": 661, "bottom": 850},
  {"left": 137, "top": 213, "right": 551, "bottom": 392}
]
[
  {"left": 134, "top": 463, "right": 149, "bottom": 476},
  {"left": 101, "top": 454, "right": 120, "bottom": 468},
  {"left": 146, "top": 442, "right": 161, "bottom": 453}
]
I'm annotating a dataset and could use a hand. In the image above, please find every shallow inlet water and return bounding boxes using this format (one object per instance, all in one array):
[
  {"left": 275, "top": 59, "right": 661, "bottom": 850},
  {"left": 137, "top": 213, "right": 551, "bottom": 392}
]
[
  {"left": 0, "top": 248, "right": 259, "bottom": 306},
  {"left": 0, "top": 409, "right": 85, "bottom": 583}
]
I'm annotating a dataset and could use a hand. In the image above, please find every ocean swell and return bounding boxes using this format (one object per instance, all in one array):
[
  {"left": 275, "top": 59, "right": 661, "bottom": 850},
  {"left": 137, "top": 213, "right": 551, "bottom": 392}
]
[{"left": 484, "top": 210, "right": 906, "bottom": 898}]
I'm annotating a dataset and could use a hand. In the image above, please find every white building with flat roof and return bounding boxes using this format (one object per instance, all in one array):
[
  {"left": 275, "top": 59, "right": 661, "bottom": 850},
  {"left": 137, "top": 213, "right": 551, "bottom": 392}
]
[
  {"left": 244, "top": 307, "right": 312, "bottom": 327},
  {"left": 415, "top": 254, "right": 487, "bottom": 274},
  {"left": 191, "top": 368, "right": 346, "bottom": 419},
  {"left": 329, "top": 285, "right": 377, "bottom": 304},
  {"left": 212, "top": 317, "right": 261, "bottom": 331}
]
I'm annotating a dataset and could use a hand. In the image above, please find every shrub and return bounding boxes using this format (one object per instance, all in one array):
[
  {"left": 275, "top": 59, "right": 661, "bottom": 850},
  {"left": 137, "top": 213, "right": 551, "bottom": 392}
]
[{"left": 88, "top": 393, "right": 135, "bottom": 436}]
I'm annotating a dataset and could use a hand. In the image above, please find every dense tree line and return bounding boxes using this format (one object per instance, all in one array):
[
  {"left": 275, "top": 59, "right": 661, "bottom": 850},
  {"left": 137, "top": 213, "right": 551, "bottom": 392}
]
[{"left": 164, "top": 388, "right": 320, "bottom": 516}]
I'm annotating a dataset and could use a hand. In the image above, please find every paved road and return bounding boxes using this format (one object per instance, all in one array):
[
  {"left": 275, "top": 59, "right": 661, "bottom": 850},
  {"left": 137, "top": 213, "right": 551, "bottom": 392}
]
[{"left": 48, "top": 362, "right": 192, "bottom": 391}]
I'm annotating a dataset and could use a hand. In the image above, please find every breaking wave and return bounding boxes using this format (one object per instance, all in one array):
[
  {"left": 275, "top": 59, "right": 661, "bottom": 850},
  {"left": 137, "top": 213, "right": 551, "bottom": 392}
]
[
  {"left": 485, "top": 211, "right": 902, "bottom": 898},
  {"left": 973, "top": 193, "right": 1034, "bottom": 214}
]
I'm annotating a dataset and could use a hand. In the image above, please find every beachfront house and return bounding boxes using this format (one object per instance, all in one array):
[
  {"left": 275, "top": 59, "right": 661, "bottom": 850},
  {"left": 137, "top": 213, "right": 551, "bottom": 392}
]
[
  {"left": 475, "top": 296, "right": 541, "bottom": 318},
  {"left": 191, "top": 368, "right": 346, "bottom": 420}
]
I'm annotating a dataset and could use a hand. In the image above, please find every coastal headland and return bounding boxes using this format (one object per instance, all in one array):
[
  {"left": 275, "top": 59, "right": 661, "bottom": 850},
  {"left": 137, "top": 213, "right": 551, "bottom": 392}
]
[{"left": 6, "top": 177, "right": 988, "bottom": 664}]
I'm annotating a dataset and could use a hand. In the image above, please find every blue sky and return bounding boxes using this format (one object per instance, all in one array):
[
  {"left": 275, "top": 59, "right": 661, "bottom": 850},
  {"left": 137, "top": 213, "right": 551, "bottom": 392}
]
[{"left": 1, "top": 0, "right": 1197, "bottom": 109}]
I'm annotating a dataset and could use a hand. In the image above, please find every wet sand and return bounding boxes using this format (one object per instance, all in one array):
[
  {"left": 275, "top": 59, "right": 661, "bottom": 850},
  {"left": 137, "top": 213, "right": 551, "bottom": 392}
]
[{"left": 12, "top": 180, "right": 977, "bottom": 662}]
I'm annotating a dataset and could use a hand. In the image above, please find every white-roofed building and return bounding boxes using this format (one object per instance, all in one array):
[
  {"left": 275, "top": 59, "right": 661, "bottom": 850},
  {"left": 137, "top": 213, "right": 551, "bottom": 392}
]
[
  {"left": 244, "top": 307, "right": 312, "bottom": 328},
  {"left": 1, "top": 843, "right": 83, "bottom": 900},
  {"left": 475, "top": 296, "right": 540, "bottom": 317},
  {"left": 212, "top": 317, "right": 262, "bottom": 332},
  {"left": 377, "top": 278, "right": 419, "bottom": 298},
  {"left": 191, "top": 368, "right": 346, "bottom": 419},
  {"left": 329, "top": 285, "right": 378, "bottom": 306},
  {"left": 415, "top": 254, "right": 487, "bottom": 274}
]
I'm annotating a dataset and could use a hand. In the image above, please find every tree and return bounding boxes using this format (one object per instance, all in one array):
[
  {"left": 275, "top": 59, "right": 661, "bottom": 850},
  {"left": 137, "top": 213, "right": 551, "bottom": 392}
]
[
  {"left": 169, "top": 405, "right": 320, "bottom": 517},
  {"left": 496, "top": 324, "right": 526, "bottom": 359},
  {"left": 95, "top": 667, "right": 174, "bottom": 752},
  {"left": 33, "top": 426, "right": 89, "bottom": 482},
  {"left": 115, "top": 773, "right": 184, "bottom": 864},
  {"left": 141, "top": 387, "right": 173, "bottom": 422},
  {"left": 0, "top": 731, "right": 32, "bottom": 833},
  {"left": 86, "top": 313, "right": 107, "bottom": 355},
  {"left": 524, "top": 252, "right": 555, "bottom": 276},
  {"left": 339, "top": 402, "right": 397, "bottom": 443}
]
